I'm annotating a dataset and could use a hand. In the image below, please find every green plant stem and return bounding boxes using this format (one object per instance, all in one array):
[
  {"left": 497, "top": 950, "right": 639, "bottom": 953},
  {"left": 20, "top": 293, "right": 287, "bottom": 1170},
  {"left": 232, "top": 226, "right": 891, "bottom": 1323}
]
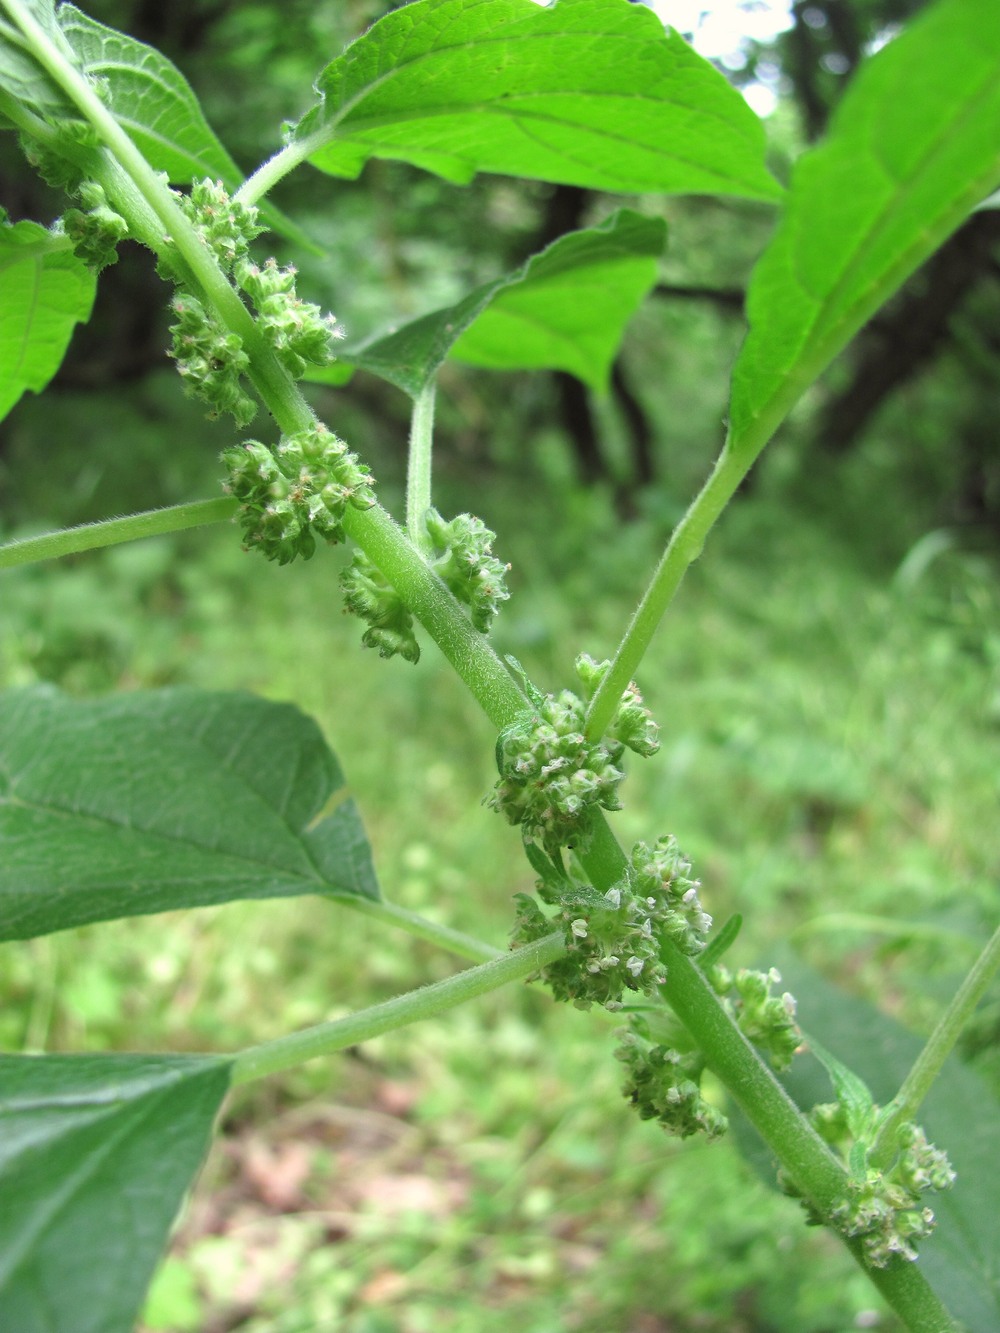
[
  {"left": 231, "top": 930, "right": 564, "bottom": 1085},
  {"left": 585, "top": 443, "right": 752, "bottom": 741},
  {"left": 406, "top": 380, "right": 437, "bottom": 550},
  {"left": 333, "top": 893, "right": 501, "bottom": 964},
  {"left": 236, "top": 136, "right": 321, "bottom": 208},
  {"left": 0, "top": 498, "right": 237, "bottom": 570},
  {"left": 577, "top": 817, "right": 957, "bottom": 1332},
  {"left": 870, "top": 919, "right": 1000, "bottom": 1170}
]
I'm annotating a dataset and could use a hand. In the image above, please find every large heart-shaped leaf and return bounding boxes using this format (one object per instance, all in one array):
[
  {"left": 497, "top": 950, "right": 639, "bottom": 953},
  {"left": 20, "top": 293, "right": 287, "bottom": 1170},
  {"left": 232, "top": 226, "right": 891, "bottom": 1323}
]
[
  {"left": 0, "top": 1052, "right": 230, "bottom": 1333},
  {"left": 728, "top": 0, "right": 1000, "bottom": 459},
  {"left": 292, "top": 0, "right": 779, "bottom": 201},
  {"left": 0, "top": 687, "right": 380, "bottom": 941},
  {"left": 0, "top": 218, "right": 95, "bottom": 424},
  {"left": 339, "top": 208, "right": 666, "bottom": 397}
]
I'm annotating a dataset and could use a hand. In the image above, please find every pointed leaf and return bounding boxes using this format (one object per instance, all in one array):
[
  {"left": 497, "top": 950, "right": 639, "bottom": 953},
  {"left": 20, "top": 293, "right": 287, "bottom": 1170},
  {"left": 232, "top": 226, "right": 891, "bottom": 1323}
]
[
  {"left": 55, "top": 5, "right": 315, "bottom": 252},
  {"left": 804, "top": 1032, "right": 876, "bottom": 1142},
  {"left": 728, "top": 0, "right": 1000, "bottom": 459},
  {"left": 0, "top": 686, "right": 380, "bottom": 942},
  {"left": 0, "top": 1052, "right": 230, "bottom": 1333},
  {"left": 341, "top": 208, "right": 665, "bottom": 397},
  {"left": 0, "top": 218, "right": 95, "bottom": 423},
  {"left": 292, "top": 0, "right": 779, "bottom": 200}
]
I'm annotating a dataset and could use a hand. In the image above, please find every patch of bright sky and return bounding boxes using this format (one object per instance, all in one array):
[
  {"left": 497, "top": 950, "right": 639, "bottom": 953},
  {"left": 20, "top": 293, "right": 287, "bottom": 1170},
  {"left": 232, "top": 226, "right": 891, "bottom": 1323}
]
[{"left": 645, "top": 1, "right": 795, "bottom": 116}]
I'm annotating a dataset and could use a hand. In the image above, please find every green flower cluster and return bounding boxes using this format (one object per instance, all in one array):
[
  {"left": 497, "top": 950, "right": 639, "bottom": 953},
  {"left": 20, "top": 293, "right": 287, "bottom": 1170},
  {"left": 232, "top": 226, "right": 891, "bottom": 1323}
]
[
  {"left": 709, "top": 964, "right": 800, "bottom": 1071},
  {"left": 60, "top": 181, "right": 128, "bottom": 272},
  {"left": 423, "top": 508, "right": 510, "bottom": 632},
  {"left": 341, "top": 552, "right": 420, "bottom": 664},
  {"left": 170, "top": 291, "right": 256, "bottom": 426},
  {"left": 575, "top": 653, "right": 659, "bottom": 756},
  {"left": 509, "top": 834, "right": 708, "bottom": 1010},
  {"left": 340, "top": 507, "right": 509, "bottom": 665},
  {"left": 222, "top": 424, "right": 375, "bottom": 563},
  {"left": 630, "top": 835, "right": 711, "bottom": 957},
  {"left": 489, "top": 658, "right": 659, "bottom": 854},
  {"left": 236, "top": 256, "right": 343, "bottom": 379},
  {"left": 177, "top": 177, "right": 264, "bottom": 272},
  {"left": 489, "top": 689, "right": 626, "bottom": 853},
  {"left": 615, "top": 1018, "right": 728, "bottom": 1141},
  {"left": 805, "top": 1110, "right": 955, "bottom": 1268}
]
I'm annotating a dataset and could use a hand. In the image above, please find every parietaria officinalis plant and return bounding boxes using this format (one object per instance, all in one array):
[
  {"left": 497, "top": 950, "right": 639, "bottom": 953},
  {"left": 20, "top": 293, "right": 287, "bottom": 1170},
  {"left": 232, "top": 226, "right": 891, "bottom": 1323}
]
[{"left": 0, "top": 1, "right": 998, "bottom": 1331}]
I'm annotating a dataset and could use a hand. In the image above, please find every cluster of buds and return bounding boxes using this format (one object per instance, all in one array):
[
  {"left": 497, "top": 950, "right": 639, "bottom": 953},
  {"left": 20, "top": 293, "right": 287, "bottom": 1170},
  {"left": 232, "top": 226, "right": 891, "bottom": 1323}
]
[
  {"left": 176, "top": 177, "right": 264, "bottom": 272},
  {"left": 236, "top": 256, "right": 343, "bottom": 379},
  {"left": 489, "top": 688, "right": 626, "bottom": 853},
  {"left": 511, "top": 878, "right": 666, "bottom": 1011},
  {"left": 60, "top": 181, "right": 128, "bottom": 272},
  {"left": 574, "top": 653, "right": 659, "bottom": 756},
  {"left": 510, "top": 834, "right": 708, "bottom": 1011},
  {"left": 708, "top": 964, "right": 800, "bottom": 1071},
  {"left": 615, "top": 1019, "right": 728, "bottom": 1141},
  {"left": 489, "top": 660, "right": 659, "bottom": 854},
  {"left": 341, "top": 552, "right": 420, "bottom": 663},
  {"left": 170, "top": 291, "right": 256, "bottom": 426},
  {"left": 630, "top": 835, "right": 711, "bottom": 957},
  {"left": 423, "top": 508, "right": 510, "bottom": 632},
  {"left": 803, "top": 1110, "right": 955, "bottom": 1267},
  {"left": 222, "top": 424, "right": 375, "bottom": 564}
]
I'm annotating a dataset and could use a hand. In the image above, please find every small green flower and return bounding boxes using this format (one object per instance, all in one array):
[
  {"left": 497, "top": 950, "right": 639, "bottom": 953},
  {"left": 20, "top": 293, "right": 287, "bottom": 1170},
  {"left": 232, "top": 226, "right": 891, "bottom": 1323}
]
[
  {"left": 575, "top": 653, "right": 659, "bottom": 757},
  {"left": 489, "top": 688, "right": 625, "bottom": 854},
  {"left": 423, "top": 508, "right": 510, "bottom": 632},
  {"left": 236, "top": 256, "right": 344, "bottom": 378},
  {"left": 223, "top": 424, "right": 375, "bottom": 563},
  {"left": 61, "top": 181, "right": 128, "bottom": 272},
  {"left": 177, "top": 178, "right": 264, "bottom": 272},
  {"left": 170, "top": 291, "right": 256, "bottom": 426},
  {"left": 710, "top": 964, "right": 800, "bottom": 1071},
  {"left": 615, "top": 1021, "right": 727, "bottom": 1141},
  {"left": 341, "top": 551, "right": 420, "bottom": 663}
]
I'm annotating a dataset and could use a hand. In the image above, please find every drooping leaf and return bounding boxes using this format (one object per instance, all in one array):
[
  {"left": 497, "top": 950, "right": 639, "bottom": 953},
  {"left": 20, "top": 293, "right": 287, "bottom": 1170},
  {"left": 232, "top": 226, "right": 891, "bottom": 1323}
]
[
  {"left": 292, "top": 0, "right": 779, "bottom": 201},
  {"left": 0, "top": 1052, "right": 230, "bottom": 1333},
  {"left": 339, "top": 208, "right": 666, "bottom": 398},
  {"left": 728, "top": 0, "right": 1000, "bottom": 458},
  {"left": 0, "top": 217, "right": 95, "bottom": 423},
  {"left": 55, "top": 5, "right": 316, "bottom": 252},
  {"left": 0, "top": 686, "right": 380, "bottom": 942},
  {"left": 733, "top": 953, "right": 1000, "bottom": 1332}
]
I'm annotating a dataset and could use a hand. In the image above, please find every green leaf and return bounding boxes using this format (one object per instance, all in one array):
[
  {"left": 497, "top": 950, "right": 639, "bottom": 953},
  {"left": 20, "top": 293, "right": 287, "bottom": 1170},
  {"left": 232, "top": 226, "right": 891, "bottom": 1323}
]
[
  {"left": 0, "top": 686, "right": 380, "bottom": 942},
  {"left": 735, "top": 953, "right": 1000, "bottom": 1332},
  {"left": 341, "top": 208, "right": 666, "bottom": 398},
  {"left": 55, "top": 5, "right": 316, "bottom": 253},
  {"left": 804, "top": 1032, "right": 876, "bottom": 1143},
  {"left": 728, "top": 0, "right": 1000, "bottom": 458},
  {"left": 0, "top": 217, "right": 95, "bottom": 423},
  {"left": 0, "top": 1052, "right": 230, "bottom": 1333},
  {"left": 56, "top": 4, "right": 241, "bottom": 186},
  {"left": 293, "top": 0, "right": 779, "bottom": 200},
  {"left": 0, "top": 1, "right": 74, "bottom": 120}
]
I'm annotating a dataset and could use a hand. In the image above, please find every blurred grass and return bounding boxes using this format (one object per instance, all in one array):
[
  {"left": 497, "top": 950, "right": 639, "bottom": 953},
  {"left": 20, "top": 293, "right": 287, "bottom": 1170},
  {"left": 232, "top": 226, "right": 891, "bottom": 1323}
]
[{"left": 2, "top": 372, "right": 999, "bottom": 1332}]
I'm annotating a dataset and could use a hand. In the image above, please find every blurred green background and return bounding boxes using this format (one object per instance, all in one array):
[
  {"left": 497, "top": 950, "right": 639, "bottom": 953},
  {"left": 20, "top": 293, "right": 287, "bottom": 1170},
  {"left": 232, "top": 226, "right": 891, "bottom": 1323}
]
[{"left": 2, "top": 1, "right": 999, "bottom": 1329}]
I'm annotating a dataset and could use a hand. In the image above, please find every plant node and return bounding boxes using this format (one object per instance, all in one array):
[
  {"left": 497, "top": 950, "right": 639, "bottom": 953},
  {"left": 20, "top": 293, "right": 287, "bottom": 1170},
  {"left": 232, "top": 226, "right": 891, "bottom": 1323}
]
[{"left": 341, "top": 552, "right": 420, "bottom": 663}]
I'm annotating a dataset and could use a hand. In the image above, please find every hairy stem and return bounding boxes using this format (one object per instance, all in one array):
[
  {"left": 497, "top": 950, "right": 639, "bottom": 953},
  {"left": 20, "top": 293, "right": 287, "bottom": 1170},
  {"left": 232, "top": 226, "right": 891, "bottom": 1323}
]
[
  {"left": 585, "top": 443, "right": 751, "bottom": 741},
  {"left": 406, "top": 381, "right": 437, "bottom": 551},
  {"left": 0, "top": 498, "right": 237, "bottom": 570},
  {"left": 236, "top": 135, "right": 322, "bottom": 208},
  {"left": 870, "top": 919, "right": 1000, "bottom": 1170},
  {"left": 231, "top": 931, "right": 563, "bottom": 1085},
  {"left": 333, "top": 893, "right": 502, "bottom": 964}
]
